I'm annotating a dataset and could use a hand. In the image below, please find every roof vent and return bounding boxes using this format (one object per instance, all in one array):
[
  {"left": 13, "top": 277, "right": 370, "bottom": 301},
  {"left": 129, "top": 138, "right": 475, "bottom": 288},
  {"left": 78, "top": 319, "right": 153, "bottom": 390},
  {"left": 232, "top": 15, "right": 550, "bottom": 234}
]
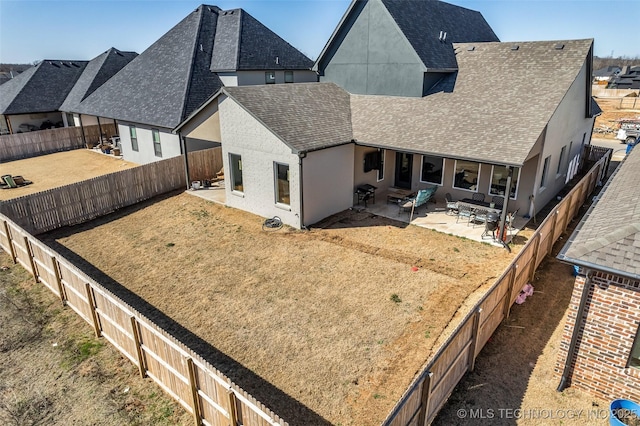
[
  {"left": 438, "top": 31, "right": 447, "bottom": 42},
  {"left": 62, "top": 62, "right": 70, "bottom": 68},
  {"left": 511, "top": 45, "right": 519, "bottom": 51},
  {"left": 555, "top": 43, "right": 565, "bottom": 50},
  {"left": 50, "top": 62, "right": 60, "bottom": 68},
  {"left": 467, "top": 46, "right": 475, "bottom": 51},
  {"left": 275, "top": 56, "right": 279, "bottom": 65}
]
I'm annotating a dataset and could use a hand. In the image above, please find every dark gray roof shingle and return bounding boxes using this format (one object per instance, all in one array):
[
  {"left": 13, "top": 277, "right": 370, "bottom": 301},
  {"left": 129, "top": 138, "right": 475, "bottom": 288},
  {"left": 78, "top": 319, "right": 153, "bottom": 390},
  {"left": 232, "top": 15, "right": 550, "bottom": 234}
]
[
  {"left": 60, "top": 48, "right": 137, "bottom": 113},
  {"left": 76, "top": 5, "right": 313, "bottom": 129},
  {"left": 351, "top": 39, "right": 593, "bottom": 165},
  {"left": 559, "top": 146, "right": 640, "bottom": 280},
  {"left": 75, "top": 5, "right": 222, "bottom": 128},
  {"left": 223, "top": 83, "right": 352, "bottom": 152},
  {"left": 381, "top": 0, "right": 499, "bottom": 69},
  {"left": 0, "top": 60, "right": 88, "bottom": 115}
]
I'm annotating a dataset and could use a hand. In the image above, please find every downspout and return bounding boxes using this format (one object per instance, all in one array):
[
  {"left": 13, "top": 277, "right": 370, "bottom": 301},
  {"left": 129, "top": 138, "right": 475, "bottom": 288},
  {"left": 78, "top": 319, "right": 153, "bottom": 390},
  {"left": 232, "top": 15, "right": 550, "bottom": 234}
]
[
  {"left": 179, "top": 133, "right": 191, "bottom": 190},
  {"left": 298, "top": 151, "right": 307, "bottom": 230},
  {"left": 557, "top": 268, "right": 593, "bottom": 391},
  {"left": 497, "top": 166, "right": 513, "bottom": 252}
]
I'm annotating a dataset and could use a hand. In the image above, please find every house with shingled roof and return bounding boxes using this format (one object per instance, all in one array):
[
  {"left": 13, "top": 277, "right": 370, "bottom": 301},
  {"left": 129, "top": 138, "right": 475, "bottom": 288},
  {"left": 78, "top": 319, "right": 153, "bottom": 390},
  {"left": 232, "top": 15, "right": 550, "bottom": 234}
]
[
  {"left": 71, "top": 4, "right": 316, "bottom": 165},
  {"left": 0, "top": 59, "right": 88, "bottom": 135},
  {"left": 555, "top": 145, "right": 640, "bottom": 404},
  {"left": 177, "top": 35, "right": 598, "bottom": 229},
  {"left": 59, "top": 47, "right": 137, "bottom": 131}
]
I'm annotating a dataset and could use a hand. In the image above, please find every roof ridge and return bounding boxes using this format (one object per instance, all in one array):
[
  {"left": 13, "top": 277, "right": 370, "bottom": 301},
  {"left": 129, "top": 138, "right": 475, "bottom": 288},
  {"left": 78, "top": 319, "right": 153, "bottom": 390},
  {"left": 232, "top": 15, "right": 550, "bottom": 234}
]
[
  {"left": 560, "top": 223, "right": 640, "bottom": 259},
  {"left": 180, "top": 5, "right": 210, "bottom": 123}
]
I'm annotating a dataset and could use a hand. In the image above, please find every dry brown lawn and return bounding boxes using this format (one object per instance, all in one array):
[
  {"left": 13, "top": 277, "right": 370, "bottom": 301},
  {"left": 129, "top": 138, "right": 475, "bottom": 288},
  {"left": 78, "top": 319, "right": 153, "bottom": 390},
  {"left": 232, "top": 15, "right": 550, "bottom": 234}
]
[
  {"left": 41, "top": 193, "right": 527, "bottom": 425},
  {"left": 0, "top": 149, "right": 137, "bottom": 200}
]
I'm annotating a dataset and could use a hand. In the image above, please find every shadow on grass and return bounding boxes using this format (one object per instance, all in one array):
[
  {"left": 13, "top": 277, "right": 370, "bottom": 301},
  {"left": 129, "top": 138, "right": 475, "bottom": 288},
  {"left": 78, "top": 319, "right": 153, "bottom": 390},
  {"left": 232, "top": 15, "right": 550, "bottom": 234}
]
[{"left": 39, "top": 192, "right": 332, "bottom": 426}]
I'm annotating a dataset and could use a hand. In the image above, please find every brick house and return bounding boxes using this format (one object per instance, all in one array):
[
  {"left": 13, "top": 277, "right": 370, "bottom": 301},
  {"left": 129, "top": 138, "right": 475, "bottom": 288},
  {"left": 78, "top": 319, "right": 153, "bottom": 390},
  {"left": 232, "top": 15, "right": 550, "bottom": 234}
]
[{"left": 555, "top": 145, "right": 640, "bottom": 402}]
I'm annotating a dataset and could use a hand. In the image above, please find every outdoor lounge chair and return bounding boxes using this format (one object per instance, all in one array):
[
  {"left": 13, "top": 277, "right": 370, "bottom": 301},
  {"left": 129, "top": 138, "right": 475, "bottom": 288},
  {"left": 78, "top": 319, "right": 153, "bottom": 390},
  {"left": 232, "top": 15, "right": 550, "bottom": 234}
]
[{"left": 399, "top": 186, "right": 437, "bottom": 221}]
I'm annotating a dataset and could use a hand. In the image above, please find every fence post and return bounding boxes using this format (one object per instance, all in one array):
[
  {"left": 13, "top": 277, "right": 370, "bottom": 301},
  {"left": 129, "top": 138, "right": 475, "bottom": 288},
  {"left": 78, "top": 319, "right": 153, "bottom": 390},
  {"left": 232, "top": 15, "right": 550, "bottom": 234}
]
[
  {"left": 417, "top": 371, "right": 434, "bottom": 426},
  {"left": 503, "top": 266, "right": 516, "bottom": 319},
  {"left": 130, "top": 316, "right": 146, "bottom": 378},
  {"left": 51, "top": 255, "right": 66, "bottom": 305},
  {"left": 23, "top": 236, "right": 39, "bottom": 283},
  {"left": 186, "top": 357, "right": 202, "bottom": 426},
  {"left": 530, "top": 234, "right": 541, "bottom": 282},
  {"left": 3, "top": 220, "right": 17, "bottom": 263},
  {"left": 84, "top": 283, "right": 101, "bottom": 337},
  {"left": 227, "top": 389, "right": 238, "bottom": 426},
  {"left": 469, "top": 308, "right": 483, "bottom": 372}
]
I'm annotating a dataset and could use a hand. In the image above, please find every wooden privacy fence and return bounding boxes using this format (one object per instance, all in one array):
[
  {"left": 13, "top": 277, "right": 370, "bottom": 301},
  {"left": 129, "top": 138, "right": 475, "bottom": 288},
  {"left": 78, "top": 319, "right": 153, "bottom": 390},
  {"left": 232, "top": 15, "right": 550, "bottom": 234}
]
[
  {"left": 0, "top": 147, "right": 223, "bottom": 235},
  {"left": 382, "top": 152, "right": 610, "bottom": 426},
  {"left": 0, "top": 124, "right": 115, "bottom": 162},
  {"left": 0, "top": 213, "right": 288, "bottom": 426}
]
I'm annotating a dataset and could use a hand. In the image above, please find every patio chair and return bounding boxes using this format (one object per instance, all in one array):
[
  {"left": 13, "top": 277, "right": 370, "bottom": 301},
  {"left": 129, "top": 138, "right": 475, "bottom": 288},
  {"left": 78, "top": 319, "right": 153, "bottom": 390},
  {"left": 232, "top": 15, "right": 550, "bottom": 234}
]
[
  {"left": 471, "top": 208, "right": 489, "bottom": 228},
  {"left": 456, "top": 204, "right": 475, "bottom": 225},
  {"left": 472, "top": 192, "right": 485, "bottom": 202},
  {"left": 445, "top": 193, "right": 459, "bottom": 215},
  {"left": 491, "top": 195, "right": 504, "bottom": 209}
]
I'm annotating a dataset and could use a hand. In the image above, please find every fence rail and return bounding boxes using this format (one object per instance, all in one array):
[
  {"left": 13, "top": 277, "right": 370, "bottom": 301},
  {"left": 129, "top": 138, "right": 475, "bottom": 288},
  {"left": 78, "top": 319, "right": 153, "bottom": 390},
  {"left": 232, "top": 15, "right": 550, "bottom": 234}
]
[
  {"left": 382, "top": 150, "right": 610, "bottom": 426},
  {"left": 0, "top": 212, "right": 287, "bottom": 426},
  {"left": 0, "top": 124, "right": 116, "bottom": 162},
  {"left": 0, "top": 147, "right": 223, "bottom": 235}
]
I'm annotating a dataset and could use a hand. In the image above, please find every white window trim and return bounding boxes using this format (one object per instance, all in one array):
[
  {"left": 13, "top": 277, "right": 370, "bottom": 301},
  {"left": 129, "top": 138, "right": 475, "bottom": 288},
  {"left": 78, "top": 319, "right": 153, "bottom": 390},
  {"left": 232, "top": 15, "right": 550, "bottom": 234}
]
[
  {"left": 152, "top": 129, "right": 162, "bottom": 157},
  {"left": 274, "top": 162, "right": 290, "bottom": 207},
  {"left": 229, "top": 153, "right": 244, "bottom": 195},
  {"left": 419, "top": 155, "right": 445, "bottom": 186},
  {"left": 556, "top": 145, "right": 567, "bottom": 177},
  {"left": 539, "top": 155, "right": 551, "bottom": 192},
  {"left": 489, "top": 165, "right": 520, "bottom": 200},
  {"left": 452, "top": 160, "right": 481, "bottom": 193}
]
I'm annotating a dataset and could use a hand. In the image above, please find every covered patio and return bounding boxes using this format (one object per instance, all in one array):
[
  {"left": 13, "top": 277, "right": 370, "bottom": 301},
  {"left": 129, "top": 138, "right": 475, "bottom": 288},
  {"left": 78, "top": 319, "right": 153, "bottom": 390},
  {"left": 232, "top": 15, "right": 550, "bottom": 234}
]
[{"left": 354, "top": 190, "right": 528, "bottom": 246}]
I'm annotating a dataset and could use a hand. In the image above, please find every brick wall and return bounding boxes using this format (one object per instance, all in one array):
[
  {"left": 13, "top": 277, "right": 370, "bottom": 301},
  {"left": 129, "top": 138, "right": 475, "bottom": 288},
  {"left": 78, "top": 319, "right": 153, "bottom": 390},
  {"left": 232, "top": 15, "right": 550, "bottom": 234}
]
[{"left": 555, "top": 271, "right": 640, "bottom": 402}]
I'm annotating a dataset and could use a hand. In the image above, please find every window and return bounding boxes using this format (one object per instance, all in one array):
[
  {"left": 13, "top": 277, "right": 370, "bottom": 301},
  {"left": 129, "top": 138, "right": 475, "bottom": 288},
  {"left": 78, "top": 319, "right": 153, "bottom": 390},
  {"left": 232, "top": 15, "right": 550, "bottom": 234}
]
[
  {"left": 377, "top": 149, "right": 385, "bottom": 181},
  {"left": 540, "top": 155, "right": 551, "bottom": 189},
  {"left": 275, "top": 163, "right": 290, "bottom": 205},
  {"left": 129, "top": 126, "right": 138, "bottom": 152},
  {"left": 265, "top": 71, "right": 276, "bottom": 84},
  {"left": 229, "top": 153, "right": 243, "bottom": 192},
  {"left": 557, "top": 146, "right": 567, "bottom": 175},
  {"left": 420, "top": 155, "right": 444, "bottom": 185},
  {"left": 630, "top": 327, "right": 640, "bottom": 368},
  {"left": 453, "top": 160, "right": 480, "bottom": 191},
  {"left": 284, "top": 71, "right": 294, "bottom": 83},
  {"left": 489, "top": 165, "right": 520, "bottom": 199},
  {"left": 152, "top": 129, "right": 162, "bottom": 157}
]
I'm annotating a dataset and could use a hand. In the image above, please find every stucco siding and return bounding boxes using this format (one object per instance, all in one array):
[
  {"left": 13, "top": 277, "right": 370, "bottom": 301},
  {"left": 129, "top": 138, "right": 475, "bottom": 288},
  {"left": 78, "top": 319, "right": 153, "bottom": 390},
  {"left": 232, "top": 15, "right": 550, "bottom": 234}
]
[
  {"left": 533, "top": 60, "right": 595, "bottom": 213},
  {"left": 219, "top": 95, "right": 301, "bottom": 228},
  {"left": 319, "top": 0, "right": 425, "bottom": 97},
  {"left": 181, "top": 98, "right": 221, "bottom": 143},
  {"left": 118, "top": 122, "right": 181, "bottom": 164},
  {"left": 302, "top": 144, "right": 355, "bottom": 225}
]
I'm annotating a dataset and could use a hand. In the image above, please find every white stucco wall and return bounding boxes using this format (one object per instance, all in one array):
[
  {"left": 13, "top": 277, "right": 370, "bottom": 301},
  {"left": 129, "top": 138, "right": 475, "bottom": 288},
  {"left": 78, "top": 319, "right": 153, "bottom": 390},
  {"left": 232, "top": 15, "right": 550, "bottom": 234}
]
[
  {"left": 118, "top": 122, "right": 181, "bottom": 165},
  {"left": 302, "top": 144, "right": 355, "bottom": 226},
  {"left": 219, "top": 95, "right": 301, "bottom": 228},
  {"left": 531, "top": 60, "right": 595, "bottom": 215}
]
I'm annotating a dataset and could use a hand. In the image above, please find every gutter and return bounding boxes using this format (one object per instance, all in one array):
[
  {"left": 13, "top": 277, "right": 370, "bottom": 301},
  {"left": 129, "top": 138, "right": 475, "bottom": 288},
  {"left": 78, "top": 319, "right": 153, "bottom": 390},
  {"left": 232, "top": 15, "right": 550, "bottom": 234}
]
[{"left": 557, "top": 268, "right": 593, "bottom": 392}]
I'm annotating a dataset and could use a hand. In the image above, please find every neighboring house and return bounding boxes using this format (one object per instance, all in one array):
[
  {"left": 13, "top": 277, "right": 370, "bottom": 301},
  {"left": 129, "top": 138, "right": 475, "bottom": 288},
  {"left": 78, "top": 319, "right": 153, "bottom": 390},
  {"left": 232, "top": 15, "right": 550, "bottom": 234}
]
[
  {"left": 73, "top": 4, "right": 316, "bottom": 165},
  {"left": 608, "top": 66, "right": 640, "bottom": 90},
  {"left": 313, "top": 0, "right": 499, "bottom": 97},
  {"left": 177, "top": 38, "right": 598, "bottom": 229},
  {"left": 59, "top": 47, "right": 137, "bottom": 132},
  {"left": 555, "top": 145, "right": 640, "bottom": 404},
  {"left": 0, "top": 60, "right": 88, "bottom": 135},
  {"left": 593, "top": 65, "right": 621, "bottom": 82}
]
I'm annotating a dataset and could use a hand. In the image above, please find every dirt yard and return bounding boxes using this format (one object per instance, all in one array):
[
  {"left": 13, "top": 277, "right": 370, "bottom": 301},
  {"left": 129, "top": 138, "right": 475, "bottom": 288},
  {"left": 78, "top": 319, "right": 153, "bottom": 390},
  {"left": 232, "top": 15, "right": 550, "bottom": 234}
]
[
  {"left": 593, "top": 97, "right": 640, "bottom": 139},
  {"left": 0, "top": 251, "right": 190, "bottom": 426},
  {"left": 0, "top": 149, "right": 137, "bottom": 200},
  {"left": 40, "top": 192, "right": 529, "bottom": 425}
]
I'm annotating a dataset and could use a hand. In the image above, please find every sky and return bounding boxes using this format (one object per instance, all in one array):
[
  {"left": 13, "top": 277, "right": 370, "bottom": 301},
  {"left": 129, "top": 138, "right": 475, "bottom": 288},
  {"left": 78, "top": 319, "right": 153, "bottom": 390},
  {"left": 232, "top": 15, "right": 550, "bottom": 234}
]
[{"left": 0, "top": 0, "right": 638, "bottom": 65}]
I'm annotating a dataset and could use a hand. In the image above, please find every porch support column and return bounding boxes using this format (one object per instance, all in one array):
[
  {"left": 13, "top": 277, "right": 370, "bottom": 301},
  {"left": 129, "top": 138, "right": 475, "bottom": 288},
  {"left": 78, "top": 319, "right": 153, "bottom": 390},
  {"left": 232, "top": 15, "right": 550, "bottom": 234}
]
[{"left": 180, "top": 133, "right": 191, "bottom": 190}]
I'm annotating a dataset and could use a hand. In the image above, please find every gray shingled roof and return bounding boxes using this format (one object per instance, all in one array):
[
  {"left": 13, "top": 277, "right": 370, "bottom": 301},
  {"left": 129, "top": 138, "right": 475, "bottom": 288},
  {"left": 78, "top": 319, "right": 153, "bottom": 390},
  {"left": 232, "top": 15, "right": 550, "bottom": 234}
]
[
  {"left": 75, "top": 4, "right": 313, "bottom": 129},
  {"left": 558, "top": 146, "right": 640, "bottom": 280},
  {"left": 381, "top": 0, "right": 499, "bottom": 70},
  {"left": 222, "top": 83, "right": 352, "bottom": 152},
  {"left": 60, "top": 48, "right": 137, "bottom": 113},
  {"left": 211, "top": 9, "right": 313, "bottom": 72},
  {"left": 0, "top": 60, "right": 88, "bottom": 115},
  {"left": 74, "top": 5, "right": 222, "bottom": 128},
  {"left": 351, "top": 39, "right": 594, "bottom": 166}
]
